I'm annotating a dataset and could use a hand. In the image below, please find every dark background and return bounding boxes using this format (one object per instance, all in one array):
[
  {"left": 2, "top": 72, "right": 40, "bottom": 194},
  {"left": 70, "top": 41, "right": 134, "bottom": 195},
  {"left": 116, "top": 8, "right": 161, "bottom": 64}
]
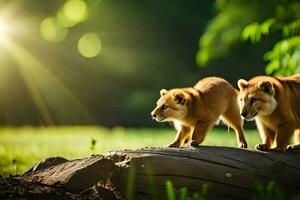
[{"left": 0, "top": 0, "right": 273, "bottom": 127}]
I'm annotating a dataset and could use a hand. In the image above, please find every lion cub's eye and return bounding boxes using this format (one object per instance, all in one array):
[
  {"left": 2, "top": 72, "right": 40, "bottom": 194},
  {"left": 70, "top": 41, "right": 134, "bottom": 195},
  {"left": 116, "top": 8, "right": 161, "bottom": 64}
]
[{"left": 161, "top": 104, "right": 169, "bottom": 110}]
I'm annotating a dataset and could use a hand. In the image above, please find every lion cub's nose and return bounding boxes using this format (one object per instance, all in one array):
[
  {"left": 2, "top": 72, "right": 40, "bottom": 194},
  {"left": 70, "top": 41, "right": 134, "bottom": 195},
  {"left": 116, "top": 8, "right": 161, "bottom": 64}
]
[
  {"left": 241, "top": 111, "right": 248, "bottom": 118},
  {"left": 151, "top": 112, "right": 157, "bottom": 118}
]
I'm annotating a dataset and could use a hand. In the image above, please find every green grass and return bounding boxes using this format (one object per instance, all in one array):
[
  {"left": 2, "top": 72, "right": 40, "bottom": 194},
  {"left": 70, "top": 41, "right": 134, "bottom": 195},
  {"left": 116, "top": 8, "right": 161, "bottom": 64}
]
[{"left": 0, "top": 126, "right": 260, "bottom": 176}]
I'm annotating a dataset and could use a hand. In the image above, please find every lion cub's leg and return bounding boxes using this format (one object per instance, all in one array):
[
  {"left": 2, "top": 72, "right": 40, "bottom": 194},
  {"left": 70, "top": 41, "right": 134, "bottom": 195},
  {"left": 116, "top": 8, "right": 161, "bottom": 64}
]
[
  {"left": 287, "top": 129, "right": 300, "bottom": 150},
  {"left": 168, "top": 126, "right": 192, "bottom": 147},
  {"left": 221, "top": 100, "right": 247, "bottom": 148},
  {"left": 272, "top": 124, "right": 295, "bottom": 151},
  {"left": 255, "top": 119, "right": 275, "bottom": 151},
  {"left": 295, "top": 129, "right": 300, "bottom": 144},
  {"left": 190, "top": 120, "right": 214, "bottom": 147}
]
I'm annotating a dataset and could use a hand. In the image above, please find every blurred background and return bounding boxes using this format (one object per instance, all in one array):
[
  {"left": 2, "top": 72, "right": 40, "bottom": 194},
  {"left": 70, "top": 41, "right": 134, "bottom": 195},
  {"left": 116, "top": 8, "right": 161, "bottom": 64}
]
[
  {"left": 0, "top": 0, "right": 299, "bottom": 175},
  {"left": 0, "top": 0, "right": 277, "bottom": 127}
]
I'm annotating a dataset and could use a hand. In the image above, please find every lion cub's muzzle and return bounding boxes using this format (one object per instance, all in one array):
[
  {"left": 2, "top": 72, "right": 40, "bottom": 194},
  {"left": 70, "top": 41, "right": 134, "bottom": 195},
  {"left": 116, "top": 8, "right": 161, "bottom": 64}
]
[
  {"left": 240, "top": 110, "right": 257, "bottom": 121},
  {"left": 151, "top": 109, "right": 166, "bottom": 122}
]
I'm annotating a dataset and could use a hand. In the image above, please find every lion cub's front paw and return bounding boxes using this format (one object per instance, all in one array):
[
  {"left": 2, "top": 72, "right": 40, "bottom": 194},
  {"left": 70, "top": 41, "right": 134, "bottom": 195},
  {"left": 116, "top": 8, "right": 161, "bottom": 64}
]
[
  {"left": 255, "top": 144, "right": 270, "bottom": 151},
  {"left": 189, "top": 140, "right": 199, "bottom": 147},
  {"left": 238, "top": 141, "right": 248, "bottom": 149},
  {"left": 287, "top": 144, "right": 300, "bottom": 151},
  {"left": 287, "top": 145, "right": 294, "bottom": 151},
  {"left": 167, "top": 142, "right": 180, "bottom": 148}
]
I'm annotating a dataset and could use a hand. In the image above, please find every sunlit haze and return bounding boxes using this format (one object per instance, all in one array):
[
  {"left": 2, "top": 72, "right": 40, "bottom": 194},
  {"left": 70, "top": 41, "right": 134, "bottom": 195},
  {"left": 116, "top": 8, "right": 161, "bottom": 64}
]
[{"left": 0, "top": 18, "right": 8, "bottom": 40}]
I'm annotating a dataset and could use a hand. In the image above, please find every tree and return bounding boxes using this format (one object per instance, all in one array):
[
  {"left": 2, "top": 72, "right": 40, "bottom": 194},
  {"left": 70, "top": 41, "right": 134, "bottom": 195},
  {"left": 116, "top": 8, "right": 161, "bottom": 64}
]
[{"left": 197, "top": 0, "right": 300, "bottom": 75}]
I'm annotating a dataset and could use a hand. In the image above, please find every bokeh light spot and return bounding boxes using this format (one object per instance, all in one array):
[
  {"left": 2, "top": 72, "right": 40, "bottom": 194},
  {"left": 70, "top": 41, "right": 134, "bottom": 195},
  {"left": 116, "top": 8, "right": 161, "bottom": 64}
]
[
  {"left": 40, "top": 17, "right": 68, "bottom": 42},
  {"left": 78, "top": 33, "right": 102, "bottom": 58},
  {"left": 56, "top": 9, "right": 77, "bottom": 28},
  {"left": 63, "top": 0, "right": 87, "bottom": 23}
]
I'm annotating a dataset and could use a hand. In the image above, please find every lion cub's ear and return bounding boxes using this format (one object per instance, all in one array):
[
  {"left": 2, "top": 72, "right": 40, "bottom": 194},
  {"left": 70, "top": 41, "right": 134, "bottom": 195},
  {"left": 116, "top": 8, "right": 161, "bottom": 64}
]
[
  {"left": 258, "top": 81, "right": 274, "bottom": 95},
  {"left": 172, "top": 92, "right": 186, "bottom": 105},
  {"left": 160, "top": 89, "right": 168, "bottom": 96},
  {"left": 237, "top": 79, "right": 248, "bottom": 90}
]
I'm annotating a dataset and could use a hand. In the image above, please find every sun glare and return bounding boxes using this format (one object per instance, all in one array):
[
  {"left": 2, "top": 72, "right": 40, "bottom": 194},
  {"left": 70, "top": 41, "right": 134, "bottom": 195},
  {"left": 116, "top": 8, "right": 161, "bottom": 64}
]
[
  {"left": 0, "top": 1, "right": 97, "bottom": 125},
  {"left": 0, "top": 19, "right": 8, "bottom": 40}
]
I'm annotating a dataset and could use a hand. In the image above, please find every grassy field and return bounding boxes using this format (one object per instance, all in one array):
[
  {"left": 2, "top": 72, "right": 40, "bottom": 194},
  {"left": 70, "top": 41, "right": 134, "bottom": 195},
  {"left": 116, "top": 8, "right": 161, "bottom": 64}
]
[{"left": 0, "top": 126, "right": 260, "bottom": 176}]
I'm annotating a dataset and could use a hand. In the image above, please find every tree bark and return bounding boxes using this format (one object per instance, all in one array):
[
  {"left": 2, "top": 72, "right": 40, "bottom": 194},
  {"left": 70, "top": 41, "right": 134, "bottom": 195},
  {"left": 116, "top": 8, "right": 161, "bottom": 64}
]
[{"left": 2, "top": 146, "right": 300, "bottom": 200}]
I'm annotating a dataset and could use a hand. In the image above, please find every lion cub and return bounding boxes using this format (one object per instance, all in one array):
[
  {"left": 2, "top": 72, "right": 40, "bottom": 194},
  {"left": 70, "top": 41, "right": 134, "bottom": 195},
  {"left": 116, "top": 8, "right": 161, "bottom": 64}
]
[
  {"left": 151, "top": 77, "right": 247, "bottom": 148},
  {"left": 238, "top": 74, "right": 300, "bottom": 151}
]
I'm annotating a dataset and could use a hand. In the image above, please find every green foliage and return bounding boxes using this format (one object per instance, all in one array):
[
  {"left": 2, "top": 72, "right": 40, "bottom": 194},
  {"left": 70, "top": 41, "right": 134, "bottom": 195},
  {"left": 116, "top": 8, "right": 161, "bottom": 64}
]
[
  {"left": 196, "top": 0, "right": 255, "bottom": 66},
  {"left": 127, "top": 171, "right": 207, "bottom": 200},
  {"left": 254, "top": 181, "right": 285, "bottom": 200},
  {"left": 253, "top": 181, "right": 300, "bottom": 200},
  {"left": 241, "top": 0, "right": 300, "bottom": 75},
  {"left": 130, "top": 178, "right": 299, "bottom": 200},
  {"left": 198, "top": 0, "right": 300, "bottom": 75},
  {"left": 126, "top": 164, "right": 136, "bottom": 200},
  {"left": 264, "top": 37, "right": 300, "bottom": 75},
  {"left": 90, "top": 137, "right": 97, "bottom": 152},
  {"left": 178, "top": 187, "right": 188, "bottom": 200},
  {"left": 242, "top": 19, "right": 276, "bottom": 43},
  {"left": 166, "top": 181, "right": 176, "bottom": 200},
  {"left": 283, "top": 19, "right": 300, "bottom": 37},
  {"left": 165, "top": 180, "right": 207, "bottom": 200},
  {"left": 197, "top": 0, "right": 272, "bottom": 66}
]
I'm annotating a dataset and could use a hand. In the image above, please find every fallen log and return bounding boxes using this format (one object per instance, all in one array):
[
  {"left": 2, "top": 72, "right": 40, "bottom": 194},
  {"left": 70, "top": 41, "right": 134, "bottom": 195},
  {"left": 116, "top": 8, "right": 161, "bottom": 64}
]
[{"left": 1, "top": 146, "right": 300, "bottom": 200}]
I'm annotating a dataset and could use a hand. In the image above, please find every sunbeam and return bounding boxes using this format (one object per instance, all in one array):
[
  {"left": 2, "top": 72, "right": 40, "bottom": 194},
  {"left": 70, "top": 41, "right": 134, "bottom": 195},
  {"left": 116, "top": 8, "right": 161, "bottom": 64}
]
[{"left": 1, "top": 38, "right": 97, "bottom": 125}]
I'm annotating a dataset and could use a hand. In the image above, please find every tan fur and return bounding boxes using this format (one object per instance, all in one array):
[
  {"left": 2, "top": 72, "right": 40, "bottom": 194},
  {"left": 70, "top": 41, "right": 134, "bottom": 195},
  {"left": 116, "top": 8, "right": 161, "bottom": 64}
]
[
  {"left": 238, "top": 74, "right": 300, "bottom": 151},
  {"left": 151, "top": 77, "right": 247, "bottom": 148},
  {"left": 288, "top": 129, "right": 300, "bottom": 150}
]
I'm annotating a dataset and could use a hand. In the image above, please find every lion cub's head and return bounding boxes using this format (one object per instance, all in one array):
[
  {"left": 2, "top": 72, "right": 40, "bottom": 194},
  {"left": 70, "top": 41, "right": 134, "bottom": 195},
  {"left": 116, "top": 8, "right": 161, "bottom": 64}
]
[
  {"left": 237, "top": 79, "right": 277, "bottom": 121},
  {"left": 151, "top": 89, "right": 191, "bottom": 122}
]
